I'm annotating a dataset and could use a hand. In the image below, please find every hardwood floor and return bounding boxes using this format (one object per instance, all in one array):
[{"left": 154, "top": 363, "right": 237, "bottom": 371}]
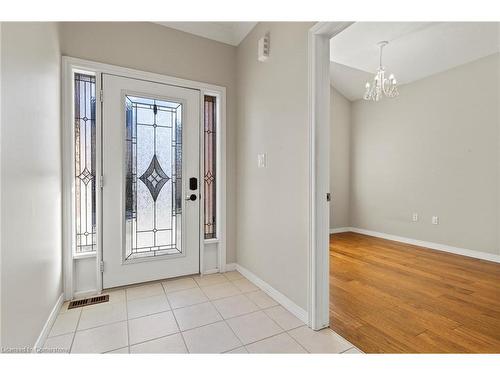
[{"left": 329, "top": 232, "right": 500, "bottom": 353}]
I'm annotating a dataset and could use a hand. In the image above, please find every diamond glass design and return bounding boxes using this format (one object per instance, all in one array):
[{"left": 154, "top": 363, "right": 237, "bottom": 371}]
[
  {"left": 204, "top": 171, "right": 215, "bottom": 184},
  {"left": 139, "top": 155, "right": 170, "bottom": 201},
  {"left": 77, "top": 168, "right": 93, "bottom": 186}
]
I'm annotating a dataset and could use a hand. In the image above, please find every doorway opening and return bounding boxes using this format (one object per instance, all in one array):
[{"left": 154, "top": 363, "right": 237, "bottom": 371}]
[{"left": 325, "top": 22, "right": 500, "bottom": 352}]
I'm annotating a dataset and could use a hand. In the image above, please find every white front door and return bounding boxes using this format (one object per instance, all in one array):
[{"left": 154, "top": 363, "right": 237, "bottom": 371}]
[{"left": 102, "top": 74, "right": 200, "bottom": 289}]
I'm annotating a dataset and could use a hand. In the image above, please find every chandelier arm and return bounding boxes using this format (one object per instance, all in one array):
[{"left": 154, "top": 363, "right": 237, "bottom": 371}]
[
  {"left": 382, "top": 78, "right": 391, "bottom": 96},
  {"left": 379, "top": 43, "right": 384, "bottom": 69}
]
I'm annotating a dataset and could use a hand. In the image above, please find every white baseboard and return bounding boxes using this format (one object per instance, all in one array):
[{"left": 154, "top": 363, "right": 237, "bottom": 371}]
[
  {"left": 330, "top": 227, "right": 350, "bottom": 234},
  {"left": 235, "top": 264, "right": 308, "bottom": 324},
  {"left": 225, "top": 263, "right": 237, "bottom": 272},
  {"left": 343, "top": 227, "right": 500, "bottom": 263},
  {"left": 33, "top": 293, "right": 64, "bottom": 352}
]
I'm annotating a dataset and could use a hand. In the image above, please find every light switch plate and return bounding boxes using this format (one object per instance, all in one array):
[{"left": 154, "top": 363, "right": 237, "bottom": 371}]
[{"left": 257, "top": 153, "right": 267, "bottom": 168}]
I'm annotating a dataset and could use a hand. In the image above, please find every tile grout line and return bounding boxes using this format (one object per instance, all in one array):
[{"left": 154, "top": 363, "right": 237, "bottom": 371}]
[
  {"left": 165, "top": 276, "right": 257, "bottom": 307},
  {"left": 242, "top": 329, "right": 286, "bottom": 348},
  {"left": 339, "top": 346, "right": 356, "bottom": 353},
  {"left": 241, "top": 328, "right": 320, "bottom": 353},
  {"left": 161, "top": 282, "right": 198, "bottom": 294},
  {"left": 161, "top": 281, "right": 189, "bottom": 353},
  {"left": 167, "top": 290, "right": 209, "bottom": 309},
  {"left": 261, "top": 305, "right": 305, "bottom": 331},
  {"left": 259, "top": 307, "right": 310, "bottom": 353},
  {"left": 125, "top": 289, "right": 131, "bottom": 353},
  {"left": 160, "top": 282, "right": 173, "bottom": 311},
  {"left": 324, "top": 326, "right": 360, "bottom": 349},
  {"left": 212, "top": 302, "right": 246, "bottom": 349},
  {"left": 197, "top": 278, "right": 245, "bottom": 352},
  {"left": 221, "top": 346, "right": 247, "bottom": 354},
  {"left": 128, "top": 307, "right": 172, "bottom": 321},
  {"left": 204, "top": 299, "right": 224, "bottom": 324},
  {"left": 330, "top": 331, "right": 361, "bottom": 352},
  {"left": 103, "top": 345, "right": 129, "bottom": 354},
  {"left": 73, "top": 318, "right": 129, "bottom": 333},
  {"left": 205, "top": 280, "right": 287, "bottom": 350},
  {"left": 193, "top": 273, "right": 229, "bottom": 288},
  {"left": 68, "top": 308, "right": 83, "bottom": 353},
  {"left": 285, "top": 330, "right": 311, "bottom": 353},
  {"left": 209, "top": 295, "right": 259, "bottom": 321},
  {"left": 242, "top": 326, "right": 351, "bottom": 354},
  {"left": 219, "top": 316, "right": 245, "bottom": 351},
  {"left": 127, "top": 332, "right": 182, "bottom": 350}
]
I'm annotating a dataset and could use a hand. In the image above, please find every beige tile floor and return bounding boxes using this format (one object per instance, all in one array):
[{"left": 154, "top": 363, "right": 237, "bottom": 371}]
[{"left": 44, "top": 271, "right": 363, "bottom": 354}]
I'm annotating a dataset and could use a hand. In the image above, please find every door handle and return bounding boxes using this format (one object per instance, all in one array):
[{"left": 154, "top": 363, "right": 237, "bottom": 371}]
[{"left": 185, "top": 194, "right": 197, "bottom": 201}]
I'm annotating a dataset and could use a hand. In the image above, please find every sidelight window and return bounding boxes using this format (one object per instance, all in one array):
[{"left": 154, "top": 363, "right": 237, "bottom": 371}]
[
  {"left": 204, "top": 95, "right": 217, "bottom": 240},
  {"left": 74, "top": 73, "right": 97, "bottom": 254}
]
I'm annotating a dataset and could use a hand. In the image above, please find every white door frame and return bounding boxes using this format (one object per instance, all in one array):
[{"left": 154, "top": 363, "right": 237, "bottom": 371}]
[
  {"left": 308, "top": 22, "right": 353, "bottom": 330},
  {"left": 62, "top": 56, "right": 227, "bottom": 299}
]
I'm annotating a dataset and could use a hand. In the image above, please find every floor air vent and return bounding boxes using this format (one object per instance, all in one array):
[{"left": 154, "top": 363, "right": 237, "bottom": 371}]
[{"left": 68, "top": 295, "right": 109, "bottom": 309}]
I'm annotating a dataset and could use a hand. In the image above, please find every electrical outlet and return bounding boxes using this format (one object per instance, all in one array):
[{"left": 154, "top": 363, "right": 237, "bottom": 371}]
[
  {"left": 412, "top": 213, "right": 419, "bottom": 222},
  {"left": 432, "top": 216, "right": 439, "bottom": 225}
]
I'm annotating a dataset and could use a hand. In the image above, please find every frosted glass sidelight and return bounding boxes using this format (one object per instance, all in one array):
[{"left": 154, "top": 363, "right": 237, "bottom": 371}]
[{"left": 74, "top": 73, "right": 97, "bottom": 254}]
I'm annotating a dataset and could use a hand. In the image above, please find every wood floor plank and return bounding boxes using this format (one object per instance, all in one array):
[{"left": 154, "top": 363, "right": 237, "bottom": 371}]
[{"left": 330, "top": 232, "right": 500, "bottom": 353}]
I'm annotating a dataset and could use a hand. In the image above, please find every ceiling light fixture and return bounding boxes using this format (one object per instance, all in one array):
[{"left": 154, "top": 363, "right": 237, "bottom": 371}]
[{"left": 364, "top": 41, "right": 399, "bottom": 101}]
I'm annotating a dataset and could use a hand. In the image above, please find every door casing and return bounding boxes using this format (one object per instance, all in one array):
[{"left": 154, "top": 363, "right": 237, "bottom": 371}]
[
  {"left": 307, "top": 22, "right": 353, "bottom": 330},
  {"left": 62, "top": 57, "right": 227, "bottom": 299}
]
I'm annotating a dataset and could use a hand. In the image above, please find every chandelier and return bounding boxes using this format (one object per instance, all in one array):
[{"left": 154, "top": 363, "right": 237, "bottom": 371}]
[{"left": 363, "top": 41, "right": 399, "bottom": 101}]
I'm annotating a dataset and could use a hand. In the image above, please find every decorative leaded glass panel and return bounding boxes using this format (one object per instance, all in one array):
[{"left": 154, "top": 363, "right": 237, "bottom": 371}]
[
  {"left": 74, "top": 73, "right": 96, "bottom": 254},
  {"left": 204, "top": 96, "right": 216, "bottom": 239},
  {"left": 125, "top": 95, "right": 183, "bottom": 260}
]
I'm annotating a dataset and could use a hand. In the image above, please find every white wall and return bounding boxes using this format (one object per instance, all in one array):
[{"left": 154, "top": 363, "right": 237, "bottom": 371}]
[
  {"left": 1, "top": 22, "right": 62, "bottom": 348},
  {"left": 236, "top": 22, "right": 314, "bottom": 310},
  {"left": 330, "top": 87, "right": 351, "bottom": 228},
  {"left": 59, "top": 22, "right": 238, "bottom": 293},
  {"left": 347, "top": 53, "right": 500, "bottom": 255}
]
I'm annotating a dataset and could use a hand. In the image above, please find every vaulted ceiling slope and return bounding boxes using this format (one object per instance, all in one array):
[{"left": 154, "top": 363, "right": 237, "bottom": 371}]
[
  {"left": 330, "top": 22, "right": 500, "bottom": 101},
  {"left": 156, "top": 22, "right": 257, "bottom": 46}
]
